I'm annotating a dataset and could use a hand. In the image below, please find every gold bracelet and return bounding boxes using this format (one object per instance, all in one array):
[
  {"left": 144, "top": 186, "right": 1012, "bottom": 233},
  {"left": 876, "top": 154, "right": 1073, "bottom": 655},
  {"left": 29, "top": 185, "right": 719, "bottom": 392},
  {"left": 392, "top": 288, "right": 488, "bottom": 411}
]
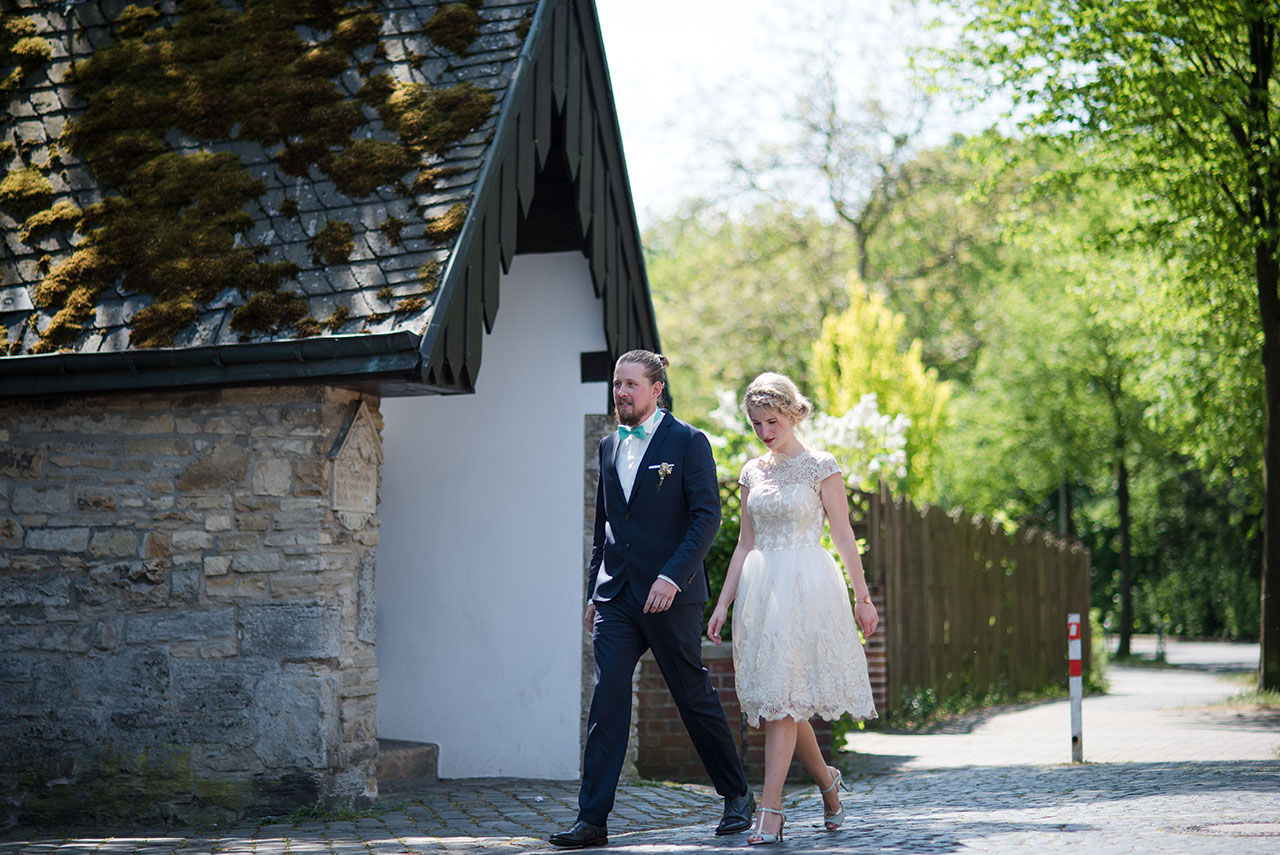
[{"left": 857, "top": 593, "right": 872, "bottom": 605}]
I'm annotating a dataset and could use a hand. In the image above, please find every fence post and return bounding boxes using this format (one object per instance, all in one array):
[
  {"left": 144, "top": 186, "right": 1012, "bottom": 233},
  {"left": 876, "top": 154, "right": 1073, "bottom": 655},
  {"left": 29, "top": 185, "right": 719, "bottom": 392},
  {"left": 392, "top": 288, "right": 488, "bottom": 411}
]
[{"left": 1068, "top": 612, "right": 1083, "bottom": 763}]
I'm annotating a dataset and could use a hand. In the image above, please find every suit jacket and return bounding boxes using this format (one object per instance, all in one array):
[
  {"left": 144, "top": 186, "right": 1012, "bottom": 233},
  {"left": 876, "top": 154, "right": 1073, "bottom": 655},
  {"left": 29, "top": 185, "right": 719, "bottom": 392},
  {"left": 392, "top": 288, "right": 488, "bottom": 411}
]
[{"left": 589, "top": 411, "right": 721, "bottom": 606}]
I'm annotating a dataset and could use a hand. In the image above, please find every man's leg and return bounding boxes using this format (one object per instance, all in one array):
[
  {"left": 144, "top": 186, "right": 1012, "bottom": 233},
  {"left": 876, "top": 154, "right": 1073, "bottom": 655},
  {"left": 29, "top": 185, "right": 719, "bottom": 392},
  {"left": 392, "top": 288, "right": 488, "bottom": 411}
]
[
  {"left": 577, "top": 594, "right": 646, "bottom": 826},
  {"left": 642, "top": 602, "right": 749, "bottom": 798}
]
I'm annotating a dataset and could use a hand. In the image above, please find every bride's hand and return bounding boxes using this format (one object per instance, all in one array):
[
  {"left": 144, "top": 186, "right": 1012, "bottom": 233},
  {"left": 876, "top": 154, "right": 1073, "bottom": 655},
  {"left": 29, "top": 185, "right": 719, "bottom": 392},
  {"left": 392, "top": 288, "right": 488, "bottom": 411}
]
[
  {"left": 854, "top": 601, "right": 879, "bottom": 637},
  {"left": 707, "top": 606, "right": 728, "bottom": 645}
]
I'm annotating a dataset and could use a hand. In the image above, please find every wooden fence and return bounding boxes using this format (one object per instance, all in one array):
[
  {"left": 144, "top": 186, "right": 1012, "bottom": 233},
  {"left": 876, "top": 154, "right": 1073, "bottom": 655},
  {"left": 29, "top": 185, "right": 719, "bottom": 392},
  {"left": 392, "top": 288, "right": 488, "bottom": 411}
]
[
  {"left": 716, "top": 478, "right": 1092, "bottom": 717},
  {"left": 859, "top": 482, "right": 1093, "bottom": 715},
  {"left": 633, "top": 479, "right": 1093, "bottom": 781}
]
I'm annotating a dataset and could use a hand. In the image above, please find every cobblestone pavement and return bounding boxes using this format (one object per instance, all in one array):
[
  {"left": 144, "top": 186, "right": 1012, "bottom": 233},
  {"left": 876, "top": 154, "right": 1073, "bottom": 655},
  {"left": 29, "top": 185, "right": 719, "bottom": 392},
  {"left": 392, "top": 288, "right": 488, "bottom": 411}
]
[{"left": 3, "top": 642, "right": 1277, "bottom": 855}]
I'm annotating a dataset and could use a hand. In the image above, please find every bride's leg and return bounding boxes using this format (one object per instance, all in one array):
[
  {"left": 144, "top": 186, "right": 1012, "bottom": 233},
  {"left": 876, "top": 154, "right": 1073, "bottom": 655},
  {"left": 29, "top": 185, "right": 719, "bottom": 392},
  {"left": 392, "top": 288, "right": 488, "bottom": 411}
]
[
  {"left": 794, "top": 720, "right": 841, "bottom": 815},
  {"left": 754, "top": 717, "right": 797, "bottom": 839}
]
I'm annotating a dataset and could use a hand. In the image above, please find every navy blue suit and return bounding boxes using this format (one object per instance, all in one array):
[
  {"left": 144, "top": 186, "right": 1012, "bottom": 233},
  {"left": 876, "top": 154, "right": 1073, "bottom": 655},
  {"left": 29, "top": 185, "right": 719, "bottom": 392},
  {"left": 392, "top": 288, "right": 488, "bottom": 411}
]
[{"left": 578, "top": 411, "right": 748, "bottom": 825}]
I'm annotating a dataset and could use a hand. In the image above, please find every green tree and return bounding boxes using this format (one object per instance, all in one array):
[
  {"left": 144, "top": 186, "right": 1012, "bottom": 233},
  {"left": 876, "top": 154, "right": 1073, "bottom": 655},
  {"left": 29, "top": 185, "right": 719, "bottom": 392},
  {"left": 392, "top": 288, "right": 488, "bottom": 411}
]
[
  {"left": 812, "top": 279, "right": 952, "bottom": 500},
  {"left": 644, "top": 204, "right": 858, "bottom": 421},
  {"left": 943, "top": 0, "right": 1280, "bottom": 685}
]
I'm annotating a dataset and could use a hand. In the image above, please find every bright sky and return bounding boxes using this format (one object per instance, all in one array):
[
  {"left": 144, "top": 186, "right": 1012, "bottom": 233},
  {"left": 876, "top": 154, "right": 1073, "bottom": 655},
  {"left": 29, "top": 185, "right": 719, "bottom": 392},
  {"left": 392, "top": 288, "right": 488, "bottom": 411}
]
[
  {"left": 595, "top": 0, "right": 935, "bottom": 228},
  {"left": 594, "top": 0, "right": 1000, "bottom": 229}
]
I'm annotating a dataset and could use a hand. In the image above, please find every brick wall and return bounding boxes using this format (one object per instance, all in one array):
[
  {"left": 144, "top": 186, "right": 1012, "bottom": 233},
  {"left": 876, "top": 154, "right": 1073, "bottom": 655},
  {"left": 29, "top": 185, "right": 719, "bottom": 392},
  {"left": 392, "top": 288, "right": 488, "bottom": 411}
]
[
  {"left": 0, "top": 385, "right": 382, "bottom": 826},
  {"left": 635, "top": 643, "right": 836, "bottom": 784}
]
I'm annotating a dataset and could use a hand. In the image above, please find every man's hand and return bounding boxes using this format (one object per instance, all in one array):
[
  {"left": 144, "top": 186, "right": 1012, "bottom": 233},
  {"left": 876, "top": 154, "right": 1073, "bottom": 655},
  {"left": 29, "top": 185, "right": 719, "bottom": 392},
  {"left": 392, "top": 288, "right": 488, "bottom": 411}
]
[
  {"left": 584, "top": 601, "right": 596, "bottom": 632},
  {"left": 643, "top": 577, "right": 679, "bottom": 613}
]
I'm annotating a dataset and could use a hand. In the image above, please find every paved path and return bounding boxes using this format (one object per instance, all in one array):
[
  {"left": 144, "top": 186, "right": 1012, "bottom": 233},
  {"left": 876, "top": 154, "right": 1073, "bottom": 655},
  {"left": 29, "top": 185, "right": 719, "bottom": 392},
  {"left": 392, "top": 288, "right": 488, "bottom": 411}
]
[{"left": 3, "top": 640, "right": 1277, "bottom": 854}]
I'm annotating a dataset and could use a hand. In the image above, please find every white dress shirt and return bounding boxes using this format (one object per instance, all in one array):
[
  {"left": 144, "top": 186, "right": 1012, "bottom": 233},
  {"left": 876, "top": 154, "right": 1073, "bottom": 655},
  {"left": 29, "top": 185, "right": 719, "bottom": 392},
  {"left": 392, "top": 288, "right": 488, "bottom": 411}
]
[{"left": 615, "top": 408, "right": 681, "bottom": 592}]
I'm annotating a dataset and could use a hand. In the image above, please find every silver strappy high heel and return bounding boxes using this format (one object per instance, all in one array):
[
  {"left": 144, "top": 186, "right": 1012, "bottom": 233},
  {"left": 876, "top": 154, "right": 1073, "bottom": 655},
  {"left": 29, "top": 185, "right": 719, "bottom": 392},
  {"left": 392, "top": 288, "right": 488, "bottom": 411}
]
[
  {"left": 747, "top": 807, "right": 786, "bottom": 845},
  {"left": 820, "top": 765, "right": 849, "bottom": 831}
]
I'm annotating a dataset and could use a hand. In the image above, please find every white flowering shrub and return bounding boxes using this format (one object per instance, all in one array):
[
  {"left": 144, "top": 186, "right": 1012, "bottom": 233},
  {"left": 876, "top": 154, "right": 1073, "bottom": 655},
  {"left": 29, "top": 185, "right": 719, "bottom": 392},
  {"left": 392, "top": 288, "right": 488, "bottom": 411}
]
[
  {"left": 808, "top": 393, "right": 910, "bottom": 492},
  {"left": 707, "top": 390, "right": 910, "bottom": 492}
]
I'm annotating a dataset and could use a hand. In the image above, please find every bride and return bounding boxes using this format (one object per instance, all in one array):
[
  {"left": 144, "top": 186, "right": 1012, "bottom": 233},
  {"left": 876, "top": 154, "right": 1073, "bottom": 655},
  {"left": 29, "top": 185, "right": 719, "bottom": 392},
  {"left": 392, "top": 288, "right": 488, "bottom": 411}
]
[{"left": 707, "top": 372, "right": 879, "bottom": 845}]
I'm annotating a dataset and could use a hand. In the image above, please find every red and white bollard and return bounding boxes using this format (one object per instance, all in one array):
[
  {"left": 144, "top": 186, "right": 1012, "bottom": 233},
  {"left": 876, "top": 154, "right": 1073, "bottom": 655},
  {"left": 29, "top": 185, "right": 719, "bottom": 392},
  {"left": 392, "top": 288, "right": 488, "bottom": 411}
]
[{"left": 1068, "top": 612, "right": 1083, "bottom": 762}]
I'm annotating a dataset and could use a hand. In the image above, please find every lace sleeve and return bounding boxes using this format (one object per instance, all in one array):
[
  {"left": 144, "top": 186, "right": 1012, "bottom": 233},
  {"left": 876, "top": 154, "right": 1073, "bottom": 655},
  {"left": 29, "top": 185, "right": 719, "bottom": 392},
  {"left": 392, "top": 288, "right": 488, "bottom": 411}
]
[
  {"left": 738, "top": 458, "right": 757, "bottom": 488},
  {"left": 813, "top": 451, "right": 841, "bottom": 486}
]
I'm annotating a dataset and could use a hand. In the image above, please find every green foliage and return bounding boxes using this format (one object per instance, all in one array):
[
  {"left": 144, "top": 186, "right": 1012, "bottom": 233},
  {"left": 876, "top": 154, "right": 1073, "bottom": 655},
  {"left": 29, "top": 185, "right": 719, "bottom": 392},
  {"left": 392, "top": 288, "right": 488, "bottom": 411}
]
[
  {"left": 891, "top": 681, "right": 1069, "bottom": 729},
  {"left": 644, "top": 204, "right": 859, "bottom": 420},
  {"left": 812, "top": 279, "right": 951, "bottom": 500},
  {"left": 942, "top": 0, "right": 1280, "bottom": 681}
]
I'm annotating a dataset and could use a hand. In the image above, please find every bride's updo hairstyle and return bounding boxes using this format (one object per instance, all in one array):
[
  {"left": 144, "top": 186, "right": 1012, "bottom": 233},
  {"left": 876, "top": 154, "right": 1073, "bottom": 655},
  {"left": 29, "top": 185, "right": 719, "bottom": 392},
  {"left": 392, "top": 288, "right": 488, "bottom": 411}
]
[{"left": 741, "top": 372, "right": 813, "bottom": 424}]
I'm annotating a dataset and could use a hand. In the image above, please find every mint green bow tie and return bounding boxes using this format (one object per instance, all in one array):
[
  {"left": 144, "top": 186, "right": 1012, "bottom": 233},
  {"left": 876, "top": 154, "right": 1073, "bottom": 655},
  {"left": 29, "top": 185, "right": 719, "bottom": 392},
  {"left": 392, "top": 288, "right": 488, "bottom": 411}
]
[{"left": 618, "top": 424, "right": 646, "bottom": 441}]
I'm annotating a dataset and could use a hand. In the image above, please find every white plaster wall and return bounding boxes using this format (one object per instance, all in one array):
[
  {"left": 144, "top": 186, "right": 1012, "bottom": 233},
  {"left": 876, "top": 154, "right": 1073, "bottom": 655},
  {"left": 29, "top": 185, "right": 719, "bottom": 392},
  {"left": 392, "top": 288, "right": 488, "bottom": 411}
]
[{"left": 376, "top": 252, "right": 608, "bottom": 778}]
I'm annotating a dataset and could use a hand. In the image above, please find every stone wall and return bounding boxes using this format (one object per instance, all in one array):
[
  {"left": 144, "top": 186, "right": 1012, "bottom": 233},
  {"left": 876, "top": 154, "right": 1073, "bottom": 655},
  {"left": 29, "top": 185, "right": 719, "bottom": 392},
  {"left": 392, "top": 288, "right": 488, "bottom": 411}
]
[{"left": 0, "top": 385, "right": 382, "bottom": 826}]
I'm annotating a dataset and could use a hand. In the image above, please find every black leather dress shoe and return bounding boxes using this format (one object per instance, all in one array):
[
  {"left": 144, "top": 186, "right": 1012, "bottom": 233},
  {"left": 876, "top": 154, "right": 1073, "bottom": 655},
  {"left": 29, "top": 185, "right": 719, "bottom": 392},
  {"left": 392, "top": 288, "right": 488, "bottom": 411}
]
[
  {"left": 550, "top": 820, "right": 608, "bottom": 848},
  {"left": 716, "top": 791, "right": 756, "bottom": 835}
]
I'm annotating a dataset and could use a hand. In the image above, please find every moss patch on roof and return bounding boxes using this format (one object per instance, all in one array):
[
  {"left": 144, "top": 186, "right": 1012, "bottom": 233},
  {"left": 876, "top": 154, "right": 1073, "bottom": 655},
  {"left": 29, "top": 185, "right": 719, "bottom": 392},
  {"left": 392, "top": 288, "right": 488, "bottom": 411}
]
[
  {"left": 19, "top": 199, "right": 80, "bottom": 243},
  {"left": 7, "top": 0, "right": 502, "bottom": 354},
  {"left": 0, "top": 12, "right": 52, "bottom": 96},
  {"left": 424, "top": 3, "right": 483, "bottom": 55},
  {"left": 0, "top": 166, "right": 53, "bottom": 218},
  {"left": 424, "top": 202, "right": 467, "bottom": 242},
  {"left": 309, "top": 220, "right": 356, "bottom": 266}
]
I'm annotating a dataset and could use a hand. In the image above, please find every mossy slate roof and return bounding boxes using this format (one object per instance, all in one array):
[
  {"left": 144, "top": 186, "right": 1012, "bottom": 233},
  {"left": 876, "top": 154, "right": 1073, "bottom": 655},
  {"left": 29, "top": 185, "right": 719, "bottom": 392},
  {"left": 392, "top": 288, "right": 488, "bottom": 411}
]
[{"left": 0, "top": 0, "right": 658, "bottom": 397}]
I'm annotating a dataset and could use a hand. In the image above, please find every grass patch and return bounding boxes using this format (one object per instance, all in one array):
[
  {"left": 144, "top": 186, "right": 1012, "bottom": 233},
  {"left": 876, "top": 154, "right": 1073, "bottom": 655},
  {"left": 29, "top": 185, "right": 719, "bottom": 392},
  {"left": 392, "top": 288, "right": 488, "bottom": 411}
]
[
  {"left": 1224, "top": 684, "right": 1280, "bottom": 710},
  {"left": 272, "top": 798, "right": 408, "bottom": 825},
  {"left": 887, "top": 682, "right": 1074, "bottom": 731}
]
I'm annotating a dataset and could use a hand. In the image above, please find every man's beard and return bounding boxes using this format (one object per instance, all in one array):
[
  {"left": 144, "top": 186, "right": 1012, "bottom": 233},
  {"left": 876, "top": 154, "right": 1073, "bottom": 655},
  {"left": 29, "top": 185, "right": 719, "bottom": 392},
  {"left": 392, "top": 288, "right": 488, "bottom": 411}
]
[{"left": 616, "top": 399, "right": 651, "bottom": 426}]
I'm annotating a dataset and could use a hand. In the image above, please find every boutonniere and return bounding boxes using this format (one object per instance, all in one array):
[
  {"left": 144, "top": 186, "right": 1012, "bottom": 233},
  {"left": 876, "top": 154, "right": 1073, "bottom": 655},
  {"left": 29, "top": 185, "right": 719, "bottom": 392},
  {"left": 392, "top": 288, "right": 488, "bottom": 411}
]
[{"left": 649, "top": 461, "right": 676, "bottom": 489}]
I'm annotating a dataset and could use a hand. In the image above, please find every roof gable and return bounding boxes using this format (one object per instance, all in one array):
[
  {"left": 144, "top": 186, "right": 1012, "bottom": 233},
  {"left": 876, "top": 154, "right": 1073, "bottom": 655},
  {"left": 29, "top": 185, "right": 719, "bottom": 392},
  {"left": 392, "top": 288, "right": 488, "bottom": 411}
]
[{"left": 0, "top": 0, "right": 657, "bottom": 397}]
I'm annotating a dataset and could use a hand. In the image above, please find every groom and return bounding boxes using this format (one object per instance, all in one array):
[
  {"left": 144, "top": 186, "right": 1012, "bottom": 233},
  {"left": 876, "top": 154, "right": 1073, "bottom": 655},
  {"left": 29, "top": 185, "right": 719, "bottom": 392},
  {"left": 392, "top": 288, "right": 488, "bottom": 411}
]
[{"left": 550, "top": 350, "right": 754, "bottom": 849}]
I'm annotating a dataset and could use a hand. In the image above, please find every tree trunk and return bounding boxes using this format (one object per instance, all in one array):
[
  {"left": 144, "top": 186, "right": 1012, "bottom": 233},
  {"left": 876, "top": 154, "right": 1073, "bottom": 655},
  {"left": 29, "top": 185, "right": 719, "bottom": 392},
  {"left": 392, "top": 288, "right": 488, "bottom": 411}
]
[
  {"left": 1258, "top": 249, "right": 1280, "bottom": 690},
  {"left": 1247, "top": 14, "right": 1280, "bottom": 690},
  {"left": 1116, "top": 447, "right": 1134, "bottom": 657},
  {"left": 1058, "top": 479, "right": 1074, "bottom": 536}
]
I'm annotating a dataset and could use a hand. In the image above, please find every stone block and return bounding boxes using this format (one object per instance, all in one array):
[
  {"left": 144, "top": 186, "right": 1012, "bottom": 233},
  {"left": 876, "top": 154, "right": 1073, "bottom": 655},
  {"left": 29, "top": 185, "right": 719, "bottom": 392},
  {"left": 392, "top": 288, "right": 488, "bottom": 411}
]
[
  {"left": 170, "top": 567, "right": 201, "bottom": 602},
  {"left": 68, "top": 648, "right": 171, "bottom": 707},
  {"left": 253, "top": 459, "right": 292, "bottom": 497},
  {"left": 125, "top": 609, "right": 236, "bottom": 645},
  {"left": 176, "top": 440, "right": 248, "bottom": 491},
  {"left": 125, "top": 438, "right": 191, "bottom": 457},
  {"left": 231, "top": 551, "right": 280, "bottom": 573},
  {"left": 0, "top": 446, "right": 46, "bottom": 478},
  {"left": 90, "top": 529, "right": 139, "bottom": 558},
  {"left": 252, "top": 669, "right": 338, "bottom": 767},
  {"left": 0, "top": 655, "right": 30, "bottom": 682},
  {"left": 0, "top": 573, "right": 70, "bottom": 608},
  {"left": 13, "top": 486, "right": 69, "bottom": 514},
  {"left": 204, "top": 556, "right": 231, "bottom": 576},
  {"left": 0, "top": 517, "right": 24, "bottom": 550},
  {"left": 74, "top": 486, "right": 124, "bottom": 511},
  {"left": 144, "top": 532, "right": 171, "bottom": 559},
  {"left": 26, "top": 527, "right": 90, "bottom": 552},
  {"left": 240, "top": 602, "right": 341, "bottom": 660},
  {"left": 171, "top": 530, "right": 214, "bottom": 552},
  {"left": 204, "top": 514, "right": 232, "bottom": 532},
  {"left": 218, "top": 532, "right": 262, "bottom": 551}
]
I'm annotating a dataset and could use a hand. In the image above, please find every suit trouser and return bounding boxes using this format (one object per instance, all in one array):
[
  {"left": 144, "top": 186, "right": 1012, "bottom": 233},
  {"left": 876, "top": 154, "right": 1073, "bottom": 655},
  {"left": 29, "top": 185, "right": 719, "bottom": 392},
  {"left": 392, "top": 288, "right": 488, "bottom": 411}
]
[{"left": 577, "top": 579, "right": 748, "bottom": 825}]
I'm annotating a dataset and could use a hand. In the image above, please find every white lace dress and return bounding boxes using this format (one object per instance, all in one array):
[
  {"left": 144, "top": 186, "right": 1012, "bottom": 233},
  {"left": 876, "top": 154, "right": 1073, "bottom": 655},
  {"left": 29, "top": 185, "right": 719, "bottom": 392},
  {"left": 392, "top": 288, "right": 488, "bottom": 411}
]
[{"left": 733, "top": 450, "right": 877, "bottom": 726}]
